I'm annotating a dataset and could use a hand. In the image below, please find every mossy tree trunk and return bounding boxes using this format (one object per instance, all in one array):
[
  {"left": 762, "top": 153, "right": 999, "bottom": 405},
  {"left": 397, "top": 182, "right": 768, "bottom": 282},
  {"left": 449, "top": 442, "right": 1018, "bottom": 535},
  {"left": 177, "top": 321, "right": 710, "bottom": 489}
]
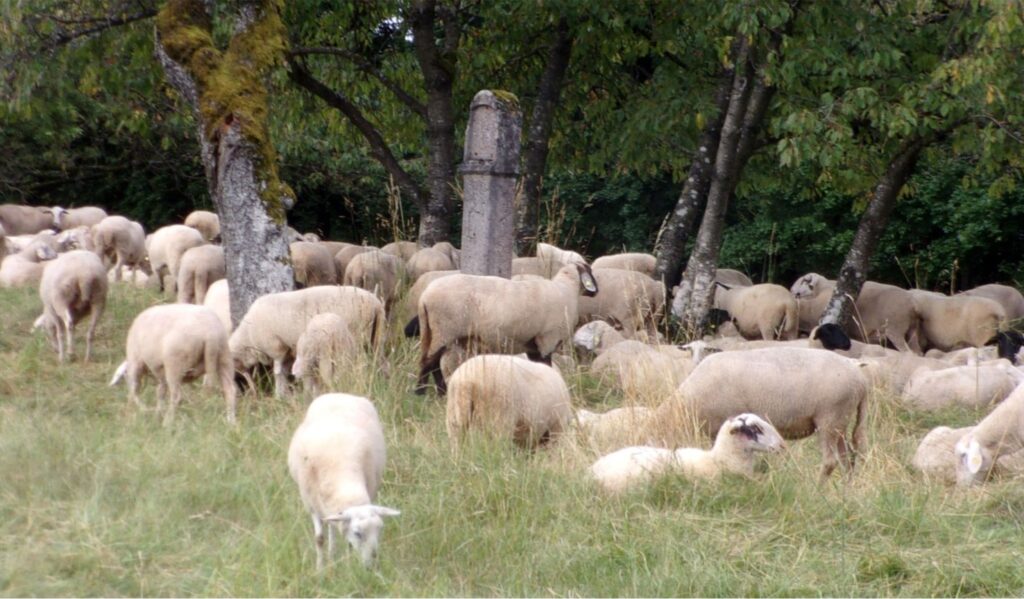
[{"left": 155, "top": 0, "right": 294, "bottom": 326}]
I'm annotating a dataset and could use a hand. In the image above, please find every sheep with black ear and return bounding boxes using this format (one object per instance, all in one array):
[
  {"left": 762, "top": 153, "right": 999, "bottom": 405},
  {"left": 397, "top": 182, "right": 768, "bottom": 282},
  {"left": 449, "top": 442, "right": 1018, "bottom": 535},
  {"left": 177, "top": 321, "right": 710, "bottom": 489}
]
[
  {"left": 288, "top": 393, "right": 399, "bottom": 569},
  {"left": 591, "top": 252, "right": 656, "bottom": 277},
  {"left": 184, "top": 210, "right": 220, "bottom": 241},
  {"left": 954, "top": 381, "right": 1024, "bottom": 486},
  {"left": 577, "top": 268, "right": 665, "bottom": 339},
  {"left": 909, "top": 289, "right": 1007, "bottom": 352},
  {"left": 176, "top": 244, "right": 225, "bottom": 304},
  {"left": 711, "top": 282, "right": 799, "bottom": 341},
  {"left": 414, "top": 262, "right": 598, "bottom": 394},
  {"left": 590, "top": 413, "right": 786, "bottom": 493},
  {"left": 0, "top": 204, "right": 54, "bottom": 235},
  {"left": 35, "top": 250, "right": 108, "bottom": 362},
  {"left": 291, "top": 241, "right": 338, "bottom": 287},
  {"left": 960, "top": 283, "right": 1024, "bottom": 322},
  {"left": 146, "top": 224, "right": 205, "bottom": 294}
]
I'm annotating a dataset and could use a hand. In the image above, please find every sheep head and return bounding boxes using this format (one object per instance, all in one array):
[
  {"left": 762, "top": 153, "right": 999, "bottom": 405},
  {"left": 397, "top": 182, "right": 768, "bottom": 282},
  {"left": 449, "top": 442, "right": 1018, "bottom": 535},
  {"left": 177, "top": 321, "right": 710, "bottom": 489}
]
[
  {"left": 325, "top": 504, "right": 400, "bottom": 567},
  {"left": 723, "top": 414, "right": 786, "bottom": 453},
  {"left": 790, "top": 273, "right": 820, "bottom": 299},
  {"left": 954, "top": 435, "right": 993, "bottom": 486}
]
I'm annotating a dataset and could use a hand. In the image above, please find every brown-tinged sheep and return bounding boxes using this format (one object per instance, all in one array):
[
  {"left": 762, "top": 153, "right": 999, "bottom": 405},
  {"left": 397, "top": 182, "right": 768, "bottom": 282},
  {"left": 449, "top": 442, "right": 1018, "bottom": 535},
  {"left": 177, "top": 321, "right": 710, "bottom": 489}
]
[{"left": 176, "top": 244, "right": 226, "bottom": 304}]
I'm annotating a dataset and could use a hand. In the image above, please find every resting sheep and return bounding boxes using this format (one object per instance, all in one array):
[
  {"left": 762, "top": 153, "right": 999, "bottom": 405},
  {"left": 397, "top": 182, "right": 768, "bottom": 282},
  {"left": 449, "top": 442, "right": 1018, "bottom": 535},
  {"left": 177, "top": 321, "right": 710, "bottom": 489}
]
[
  {"left": 954, "top": 381, "right": 1024, "bottom": 486},
  {"left": 35, "top": 250, "right": 108, "bottom": 362},
  {"left": 183, "top": 209, "right": 220, "bottom": 241},
  {"left": 901, "top": 360, "right": 1024, "bottom": 411},
  {"left": 0, "top": 241, "right": 58, "bottom": 288},
  {"left": 414, "top": 262, "right": 598, "bottom": 393},
  {"left": 146, "top": 224, "right": 205, "bottom": 294},
  {"left": 176, "top": 244, "right": 225, "bottom": 304},
  {"left": 110, "top": 303, "right": 237, "bottom": 424},
  {"left": 291, "top": 313, "right": 358, "bottom": 394},
  {"left": 287, "top": 393, "right": 399, "bottom": 569},
  {"left": 590, "top": 414, "right": 785, "bottom": 493},
  {"left": 291, "top": 241, "right": 338, "bottom": 287},
  {"left": 445, "top": 354, "right": 573, "bottom": 449},
  {"left": 909, "top": 289, "right": 1007, "bottom": 352},
  {"left": 713, "top": 282, "right": 798, "bottom": 341},
  {"left": 91, "top": 216, "right": 147, "bottom": 281},
  {"left": 591, "top": 252, "right": 656, "bottom": 277},
  {"left": 575, "top": 322, "right": 696, "bottom": 399}
]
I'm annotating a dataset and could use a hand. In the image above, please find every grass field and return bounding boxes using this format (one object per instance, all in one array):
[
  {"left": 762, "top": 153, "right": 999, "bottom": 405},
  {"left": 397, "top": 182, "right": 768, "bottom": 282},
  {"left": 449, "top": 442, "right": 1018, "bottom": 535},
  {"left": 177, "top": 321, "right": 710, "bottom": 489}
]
[{"left": 2, "top": 282, "right": 1024, "bottom": 597}]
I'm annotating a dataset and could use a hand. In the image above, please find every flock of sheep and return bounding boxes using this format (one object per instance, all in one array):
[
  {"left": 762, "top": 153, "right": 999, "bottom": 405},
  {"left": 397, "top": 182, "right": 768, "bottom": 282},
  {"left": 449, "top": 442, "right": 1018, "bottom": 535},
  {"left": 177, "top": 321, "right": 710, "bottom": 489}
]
[{"left": 3, "top": 200, "right": 1024, "bottom": 569}]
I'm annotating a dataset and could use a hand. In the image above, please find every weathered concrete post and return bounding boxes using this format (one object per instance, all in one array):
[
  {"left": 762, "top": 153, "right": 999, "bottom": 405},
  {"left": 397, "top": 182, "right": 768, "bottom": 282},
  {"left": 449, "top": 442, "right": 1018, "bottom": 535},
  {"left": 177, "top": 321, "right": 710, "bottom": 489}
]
[{"left": 458, "top": 90, "right": 522, "bottom": 277}]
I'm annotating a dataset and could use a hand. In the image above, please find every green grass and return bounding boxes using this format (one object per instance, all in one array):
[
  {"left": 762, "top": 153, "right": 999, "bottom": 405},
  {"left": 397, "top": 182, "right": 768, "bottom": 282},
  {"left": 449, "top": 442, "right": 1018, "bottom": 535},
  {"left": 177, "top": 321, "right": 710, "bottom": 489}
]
[{"left": 2, "top": 283, "right": 1024, "bottom": 597}]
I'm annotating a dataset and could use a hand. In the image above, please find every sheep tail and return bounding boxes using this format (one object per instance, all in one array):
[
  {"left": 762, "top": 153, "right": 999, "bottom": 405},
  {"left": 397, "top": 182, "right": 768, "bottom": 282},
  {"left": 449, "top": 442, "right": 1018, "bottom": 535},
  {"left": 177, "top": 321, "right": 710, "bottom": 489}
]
[
  {"left": 202, "top": 340, "right": 220, "bottom": 388},
  {"left": 404, "top": 316, "right": 420, "bottom": 338},
  {"left": 370, "top": 304, "right": 386, "bottom": 351},
  {"left": 849, "top": 391, "right": 869, "bottom": 467},
  {"left": 109, "top": 361, "right": 128, "bottom": 386}
]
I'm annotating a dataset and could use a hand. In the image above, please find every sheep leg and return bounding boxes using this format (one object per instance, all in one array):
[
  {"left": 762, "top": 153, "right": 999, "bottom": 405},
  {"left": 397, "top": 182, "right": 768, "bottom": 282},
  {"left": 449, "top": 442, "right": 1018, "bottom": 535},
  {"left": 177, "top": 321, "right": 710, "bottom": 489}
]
[
  {"left": 416, "top": 348, "right": 445, "bottom": 395},
  {"left": 163, "top": 376, "right": 183, "bottom": 426},
  {"left": 63, "top": 310, "right": 75, "bottom": 362},
  {"left": 273, "top": 359, "right": 288, "bottom": 399},
  {"left": 312, "top": 514, "right": 326, "bottom": 571},
  {"left": 54, "top": 315, "right": 67, "bottom": 363},
  {"left": 326, "top": 521, "right": 337, "bottom": 565},
  {"left": 155, "top": 378, "right": 167, "bottom": 414},
  {"left": 818, "top": 431, "right": 840, "bottom": 482},
  {"left": 126, "top": 363, "right": 145, "bottom": 408},
  {"left": 84, "top": 308, "right": 101, "bottom": 363}
]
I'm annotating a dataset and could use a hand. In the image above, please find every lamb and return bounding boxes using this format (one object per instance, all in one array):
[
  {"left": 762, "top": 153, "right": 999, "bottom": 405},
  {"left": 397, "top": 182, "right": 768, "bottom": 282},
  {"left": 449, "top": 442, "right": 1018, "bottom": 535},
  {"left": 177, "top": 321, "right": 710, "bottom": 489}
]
[
  {"left": 577, "top": 268, "right": 665, "bottom": 339},
  {"left": 343, "top": 249, "right": 405, "bottom": 310},
  {"left": 291, "top": 241, "right": 338, "bottom": 287},
  {"left": 50, "top": 206, "right": 107, "bottom": 230},
  {"left": 90, "top": 216, "right": 147, "bottom": 280},
  {"left": 0, "top": 241, "right": 58, "bottom": 288},
  {"left": 414, "top": 262, "right": 598, "bottom": 393},
  {"left": 713, "top": 282, "right": 798, "bottom": 341},
  {"left": 109, "top": 303, "right": 237, "bottom": 424},
  {"left": 406, "top": 246, "right": 456, "bottom": 281},
  {"left": 291, "top": 313, "right": 358, "bottom": 394},
  {"left": 35, "top": 250, "right": 108, "bottom": 362},
  {"left": 445, "top": 354, "right": 573, "bottom": 449},
  {"left": 175, "top": 244, "right": 225, "bottom": 304},
  {"left": 380, "top": 240, "right": 419, "bottom": 262},
  {"left": 901, "top": 360, "right": 1024, "bottom": 411},
  {"left": 652, "top": 347, "right": 870, "bottom": 480},
  {"left": 960, "top": 283, "right": 1024, "bottom": 322},
  {"left": 0, "top": 204, "right": 54, "bottom": 235},
  {"left": 589, "top": 414, "right": 786, "bottom": 493},
  {"left": 954, "top": 381, "right": 1024, "bottom": 485},
  {"left": 909, "top": 289, "right": 1006, "bottom": 352},
  {"left": 146, "top": 224, "right": 205, "bottom": 293},
  {"left": 287, "top": 393, "right": 400, "bottom": 569},
  {"left": 591, "top": 252, "right": 656, "bottom": 277},
  {"left": 183, "top": 209, "right": 220, "bottom": 241},
  {"left": 229, "top": 286, "right": 386, "bottom": 398},
  {"left": 914, "top": 424, "right": 1024, "bottom": 483},
  {"left": 333, "top": 245, "right": 374, "bottom": 281},
  {"left": 203, "top": 279, "right": 232, "bottom": 333}
]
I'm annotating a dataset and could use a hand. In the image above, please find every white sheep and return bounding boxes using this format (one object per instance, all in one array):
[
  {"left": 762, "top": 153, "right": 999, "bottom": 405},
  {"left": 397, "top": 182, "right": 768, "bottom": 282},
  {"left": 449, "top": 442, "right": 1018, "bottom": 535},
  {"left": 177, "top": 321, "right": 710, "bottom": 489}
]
[
  {"left": 380, "top": 240, "right": 419, "bottom": 262},
  {"left": 229, "top": 286, "right": 386, "bottom": 398},
  {"left": 590, "top": 413, "right": 786, "bottom": 493},
  {"left": 0, "top": 241, "right": 58, "bottom": 288},
  {"left": 791, "top": 273, "right": 919, "bottom": 353},
  {"left": 333, "top": 245, "right": 374, "bottom": 281},
  {"left": 287, "top": 393, "right": 400, "bottom": 569},
  {"left": 55, "top": 226, "right": 95, "bottom": 253},
  {"left": 291, "top": 241, "right": 338, "bottom": 287},
  {"left": 713, "top": 282, "right": 798, "bottom": 341},
  {"left": 0, "top": 204, "right": 54, "bottom": 235},
  {"left": 146, "top": 224, "right": 205, "bottom": 293},
  {"left": 715, "top": 268, "right": 753, "bottom": 287},
  {"left": 176, "top": 244, "right": 225, "bottom": 304},
  {"left": 406, "top": 246, "right": 455, "bottom": 281},
  {"left": 402, "top": 269, "right": 458, "bottom": 333},
  {"left": 34, "top": 250, "right": 107, "bottom": 362},
  {"left": 574, "top": 406, "right": 654, "bottom": 449},
  {"left": 901, "top": 360, "right": 1024, "bottom": 411},
  {"left": 913, "top": 425, "right": 1024, "bottom": 483},
  {"left": 343, "top": 249, "right": 405, "bottom": 311},
  {"left": 291, "top": 313, "right": 358, "bottom": 394},
  {"left": 183, "top": 209, "right": 220, "bottom": 241},
  {"left": 909, "top": 289, "right": 1007, "bottom": 352},
  {"left": 90, "top": 216, "right": 147, "bottom": 281},
  {"left": 414, "top": 262, "right": 598, "bottom": 393},
  {"left": 574, "top": 321, "right": 695, "bottom": 399},
  {"left": 445, "top": 354, "right": 573, "bottom": 449},
  {"left": 50, "top": 206, "right": 107, "bottom": 230},
  {"left": 591, "top": 252, "right": 656, "bottom": 277},
  {"left": 203, "top": 279, "right": 232, "bottom": 333},
  {"left": 577, "top": 268, "right": 665, "bottom": 339},
  {"left": 653, "top": 347, "right": 870, "bottom": 480},
  {"left": 110, "top": 303, "right": 237, "bottom": 424},
  {"left": 954, "top": 381, "right": 1024, "bottom": 485},
  {"left": 960, "top": 283, "right": 1024, "bottom": 323}
]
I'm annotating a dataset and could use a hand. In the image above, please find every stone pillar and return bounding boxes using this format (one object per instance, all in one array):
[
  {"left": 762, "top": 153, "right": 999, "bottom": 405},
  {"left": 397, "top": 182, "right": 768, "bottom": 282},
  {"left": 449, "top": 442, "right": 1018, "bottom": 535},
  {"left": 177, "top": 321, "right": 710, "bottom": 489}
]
[{"left": 458, "top": 90, "right": 522, "bottom": 277}]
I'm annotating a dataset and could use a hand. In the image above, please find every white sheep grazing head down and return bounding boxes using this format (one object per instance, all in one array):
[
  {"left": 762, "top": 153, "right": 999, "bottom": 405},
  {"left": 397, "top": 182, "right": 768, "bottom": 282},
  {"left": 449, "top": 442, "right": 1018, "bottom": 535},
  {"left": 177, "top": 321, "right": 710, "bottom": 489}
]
[
  {"left": 324, "top": 504, "right": 401, "bottom": 567},
  {"left": 954, "top": 434, "right": 992, "bottom": 486},
  {"left": 718, "top": 413, "right": 786, "bottom": 454}
]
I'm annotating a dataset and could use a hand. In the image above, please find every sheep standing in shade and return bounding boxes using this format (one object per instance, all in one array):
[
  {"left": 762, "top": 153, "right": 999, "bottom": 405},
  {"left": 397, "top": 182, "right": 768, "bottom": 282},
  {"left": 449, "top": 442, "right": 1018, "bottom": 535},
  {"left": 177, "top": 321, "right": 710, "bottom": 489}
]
[
  {"left": 91, "top": 216, "right": 147, "bottom": 281},
  {"left": 146, "top": 224, "right": 205, "bottom": 293},
  {"left": 960, "top": 283, "right": 1024, "bottom": 323},
  {"left": 35, "top": 249, "right": 108, "bottom": 362},
  {"left": 288, "top": 393, "right": 400, "bottom": 569},
  {"left": 184, "top": 210, "right": 220, "bottom": 241},
  {"left": 291, "top": 313, "right": 358, "bottom": 394},
  {"left": 291, "top": 241, "right": 338, "bottom": 287},
  {"left": 176, "top": 244, "right": 225, "bottom": 304},
  {"left": 713, "top": 282, "right": 799, "bottom": 341},
  {"left": 590, "top": 414, "right": 785, "bottom": 493},
  {"left": 49, "top": 206, "right": 107, "bottom": 230},
  {"left": 909, "top": 289, "right": 1007, "bottom": 352}
]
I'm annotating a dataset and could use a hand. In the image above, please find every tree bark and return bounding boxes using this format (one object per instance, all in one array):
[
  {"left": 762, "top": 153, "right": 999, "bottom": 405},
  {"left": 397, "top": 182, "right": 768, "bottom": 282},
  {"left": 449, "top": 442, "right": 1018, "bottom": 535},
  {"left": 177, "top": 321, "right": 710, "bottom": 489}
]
[
  {"left": 409, "top": 0, "right": 459, "bottom": 246},
  {"left": 514, "top": 19, "right": 573, "bottom": 256},
  {"left": 155, "top": 0, "right": 294, "bottom": 326}
]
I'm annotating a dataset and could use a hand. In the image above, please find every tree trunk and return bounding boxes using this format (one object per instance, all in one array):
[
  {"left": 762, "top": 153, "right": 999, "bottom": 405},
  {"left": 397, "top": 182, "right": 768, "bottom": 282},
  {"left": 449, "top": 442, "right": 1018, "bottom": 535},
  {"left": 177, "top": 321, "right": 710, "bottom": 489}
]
[
  {"left": 155, "top": 0, "right": 294, "bottom": 326},
  {"left": 409, "top": 0, "right": 459, "bottom": 246},
  {"left": 819, "top": 136, "right": 929, "bottom": 328},
  {"left": 514, "top": 19, "right": 573, "bottom": 256},
  {"left": 653, "top": 64, "right": 735, "bottom": 290}
]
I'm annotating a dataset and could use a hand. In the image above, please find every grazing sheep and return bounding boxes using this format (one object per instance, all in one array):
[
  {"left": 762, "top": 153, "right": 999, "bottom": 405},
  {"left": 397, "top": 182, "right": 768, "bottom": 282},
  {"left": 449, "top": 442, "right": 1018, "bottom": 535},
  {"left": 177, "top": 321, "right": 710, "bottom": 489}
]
[
  {"left": 715, "top": 268, "right": 754, "bottom": 288},
  {"left": 146, "top": 224, "right": 205, "bottom": 293},
  {"left": 55, "top": 226, "right": 95, "bottom": 253},
  {"left": 445, "top": 354, "right": 573, "bottom": 449},
  {"left": 203, "top": 279, "right": 232, "bottom": 333},
  {"left": 176, "top": 244, "right": 225, "bottom": 304},
  {"left": 229, "top": 286, "right": 386, "bottom": 398},
  {"left": 653, "top": 347, "right": 870, "bottom": 480},
  {"left": 591, "top": 252, "right": 656, "bottom": 277},
  {"left": 291, "top": 241, "right": 338, "bottom": 287},
  {"left": 0, "top": 242, "right": 58, "bottom": 288},
  {"left": 50, "top": 206, "right": 107, "bottom": 230},
  {"left": 954, "top": 382, "right": 1024, "bottom": 486},
  {"left": 901, "top": 360, "right": 1024, "bottom": 411},
  {"left": 287, "top": 393, "right": 400, "bottom": 569},
  {"left": 790, "top": 273, "right": 920, "bottom": 352},
  {"left": 183, "top": 209, "right": 220, "bottom": 241},
  {"left": 91, "top": 216, "right": 147, "bottom": 280},
  {"left": 414, "top": 262, "right": 598, "bottom": 393},
  {"left": 713, "top": 282, "right": 798, "bottom": 341},
  {"left": 960, "top": 283, "right": 1024, "bottom": 323},
  {"left": 0, "top": 204, "right": 54, "bottom": 235},
  {"left": 318, "top": 241, "right": 354, "bottom": 260},
  {"left": 343, "top": 249, "right": 405, "bottom": 311},
  {"left": 35, "top": 250, "right": 107, "bottom": 362},
  {"left": 590, "top": 414, "right": 786, "bottom": 493},
  {"left": 406, "top": 246, "right": 456, "bottom": 281},
  {"left": 577, "top": 268, "right": 665, "bottom": 339},
  {"left": 333, "top": 245, "right": 374, "bottom": 282},
  {"left": 109, "top": 303, "right": 237, "bottom": 424},
  {"left": 380, "top": 240, "right": 419, "bottom": 262},
  {"left": 291, "top": 313, "right": 358, "bottom": 394},
  {"left": 909, "top": 289, "right": 1006, "bottom": 352},
  {"left": 402, "top": 270, "right": 459, "bottom": 333},
  {"left": 913, "top": 425, "right": 1024, "bottom": 483}
]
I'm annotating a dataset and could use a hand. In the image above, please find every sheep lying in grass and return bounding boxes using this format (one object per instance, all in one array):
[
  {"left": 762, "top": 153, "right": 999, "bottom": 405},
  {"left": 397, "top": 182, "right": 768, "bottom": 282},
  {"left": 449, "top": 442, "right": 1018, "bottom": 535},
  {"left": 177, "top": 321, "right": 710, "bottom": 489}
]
[
  {"left": 291, "top": 313, "right": 358, "bottom": 394},
  {"left": 446, "top": 354, "right": 573, "bottom": 449},
  {"left": 954, "top": 381, "right": 1024, "bottom": 486},
  {"left": 913, "top": 425, "right": 1024, "bottom": 483},
  {"left": 183, "top": 210, "right": 220, "bottom": 241},
  {"left": 574, "top": 321, "right": 695, "bottom": 399},
  {"left": 287, "top": 393, "right": 400, "bottom": 569},
  {"left": 110, "top": 304, "right": 237, "bottom": 425},
  {"left": 414, "top": 262, "right": 597, "bottom": 394},
  {"left": 574, "top": 406, "right": 654, "bottom": 449},
  {"left": 901, "top": 360, "right": 1024, "bottom": 411},
  {"left": 35, "top": 250, "right": 107, "bottom": 362},
  {"left": 653, "top": 347, "right": 870, "bottom": 480},
  {"left": 0, "top": 240, "right": 58, "bottom": 288},
  {"left": 590, "top": 414, "right": 785, "bottom": 493}
]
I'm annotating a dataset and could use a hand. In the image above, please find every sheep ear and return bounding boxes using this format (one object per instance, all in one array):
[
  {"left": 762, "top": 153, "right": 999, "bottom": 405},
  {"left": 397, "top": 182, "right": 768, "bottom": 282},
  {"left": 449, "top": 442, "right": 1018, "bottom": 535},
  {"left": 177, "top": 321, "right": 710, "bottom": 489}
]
[
  {"left": 370, "top": 505, "right": 400, "bottom": 518},
  {"left": 324, "top": 511, "right": 354, "bottom": 525},
  {"left": 965, "top": 440, "right": 984, "bottom": 474},
  {"left": 579, "top": 267, "right": 598, "bottom": 293}
]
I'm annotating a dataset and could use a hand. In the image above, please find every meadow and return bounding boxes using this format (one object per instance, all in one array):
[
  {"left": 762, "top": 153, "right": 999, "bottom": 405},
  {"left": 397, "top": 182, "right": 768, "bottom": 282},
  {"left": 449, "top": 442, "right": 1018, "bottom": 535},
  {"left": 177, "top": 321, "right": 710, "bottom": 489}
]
[{"left": 2, "top": 283, "right": 1024, "bottom": 597}]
